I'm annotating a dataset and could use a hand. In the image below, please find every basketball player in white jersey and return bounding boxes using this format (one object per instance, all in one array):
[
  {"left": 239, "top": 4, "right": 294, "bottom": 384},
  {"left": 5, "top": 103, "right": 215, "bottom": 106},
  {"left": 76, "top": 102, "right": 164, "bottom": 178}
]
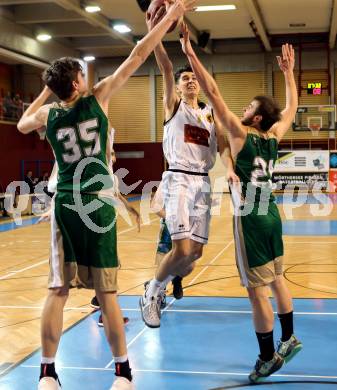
[{"left": 140, "top": 14, "right": 226, "bottom": 328}]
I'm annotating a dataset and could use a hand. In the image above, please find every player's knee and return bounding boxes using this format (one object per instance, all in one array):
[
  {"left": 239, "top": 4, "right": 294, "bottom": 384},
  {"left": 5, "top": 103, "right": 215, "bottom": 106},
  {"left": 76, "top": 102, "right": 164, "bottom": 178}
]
[
  {"left": 49, "top": 286, "right": 69, "bottom": 298},
  {"left": 270, "top": 275, "right": 284, "bottom": 289},
  {"left": 193, "top": 248, "right": 203, "bottom": 261},
  {"left": 173, "top": 246, "right": 191, "bottom": 261},
  {"left": 247, "top": 287, "right": 268, "bottom": 305}
]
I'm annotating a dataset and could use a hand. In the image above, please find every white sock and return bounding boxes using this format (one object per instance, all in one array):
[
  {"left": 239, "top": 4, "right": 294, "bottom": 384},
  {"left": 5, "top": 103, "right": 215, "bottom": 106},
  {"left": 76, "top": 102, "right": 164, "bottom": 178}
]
[
  {"left": 41, "top": 357, "right": 55, "bottom": 364},
  {"left": 114, "top": 354, "right": 128, "bottom": 363},
  {"left": 160, "top": 275, "right": 175, "bottom": 290},
  {"left": 146, "top": 279, "right": 162, "bottom": 299}
]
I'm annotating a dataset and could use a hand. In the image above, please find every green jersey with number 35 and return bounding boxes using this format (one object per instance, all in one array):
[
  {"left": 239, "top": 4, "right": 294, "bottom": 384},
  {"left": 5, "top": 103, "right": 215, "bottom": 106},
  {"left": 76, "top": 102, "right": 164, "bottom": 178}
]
[
  {"left": 46, "top": 95, "right": 113, "bottom": 193},
  {"left": 235, "top": 128, "right": 278, "bottom": 203}
]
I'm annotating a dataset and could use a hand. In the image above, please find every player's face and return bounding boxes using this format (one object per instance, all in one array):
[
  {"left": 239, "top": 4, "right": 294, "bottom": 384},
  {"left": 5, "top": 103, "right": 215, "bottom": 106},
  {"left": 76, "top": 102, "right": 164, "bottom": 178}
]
[
  {"left": 177, "top": 72, "right": 200, "bottom": 98},
  {"left": 241, "top": 100, "right": 261, "bottom": 126}
]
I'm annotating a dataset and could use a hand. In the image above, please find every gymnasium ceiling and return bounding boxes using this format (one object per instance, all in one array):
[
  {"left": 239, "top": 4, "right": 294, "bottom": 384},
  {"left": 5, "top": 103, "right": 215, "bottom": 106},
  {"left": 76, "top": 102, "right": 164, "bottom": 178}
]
[{"left": 0, "top": 0, "right": 336, "bottom": 62}]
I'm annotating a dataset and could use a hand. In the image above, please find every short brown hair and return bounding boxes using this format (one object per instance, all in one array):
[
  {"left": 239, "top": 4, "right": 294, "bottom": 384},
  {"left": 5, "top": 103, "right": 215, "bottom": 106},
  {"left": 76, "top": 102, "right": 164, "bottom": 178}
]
[
  {"left": 254, "top": 95, "right": 281, "bottom": 131},
  {"left": 42, "top": 57, "right": 82, "bottom": 100}
]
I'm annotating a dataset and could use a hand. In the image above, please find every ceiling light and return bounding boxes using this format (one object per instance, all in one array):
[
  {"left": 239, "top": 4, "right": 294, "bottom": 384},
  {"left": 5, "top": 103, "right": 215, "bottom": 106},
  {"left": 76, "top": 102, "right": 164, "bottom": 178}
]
[
  {"left": 113, "top": 24, "right": 131, "bottom": 34},
  {"left": 195, "top": 5, "right": 236, "bottom": 12},
  {"left": 36, "top": 33, "right": 52, "bottom": 41},
  {"left": 83, "top": 55, "right": 95, "bottom": 62},
  {"left": 85, "top": 5, "right": 101, "bottom": 13}
]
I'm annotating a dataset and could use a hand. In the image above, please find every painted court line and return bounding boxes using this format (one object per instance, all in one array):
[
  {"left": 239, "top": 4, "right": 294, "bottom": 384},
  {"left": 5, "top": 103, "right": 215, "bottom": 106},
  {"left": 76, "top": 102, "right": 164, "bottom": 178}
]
[
  {"left": 0, "top": 217, "right": 158, "bottom": 281},
  {"left": 188, "top": 240, "right": 233, "bottom": 286},
  {"left": 0, "top": 363, "right": 17, "bottom": 377},
  {"left": 20, "top": 365, "right": 337, "bottom": 380},
  {"left": 0, "top": 259, "right": 48, "bottom": 281},
  {"left": 1, "top": 305, "right": 337, "bottom": 316},
  {"left": 104, "top": 240, "right": 233, "bottom": 369},
  {"left": 104, "top": 296, "right": 177, "bottom": 369}
]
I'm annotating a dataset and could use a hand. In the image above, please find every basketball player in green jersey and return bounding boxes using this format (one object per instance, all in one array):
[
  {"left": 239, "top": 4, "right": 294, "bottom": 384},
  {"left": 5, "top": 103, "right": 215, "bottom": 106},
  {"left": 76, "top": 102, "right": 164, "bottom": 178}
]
[
  {"left": 17, "top": 2, "right": 195, "bottom": 389},
  {"left": 180, "top": 24, "right": 302, "bottom": 383}
]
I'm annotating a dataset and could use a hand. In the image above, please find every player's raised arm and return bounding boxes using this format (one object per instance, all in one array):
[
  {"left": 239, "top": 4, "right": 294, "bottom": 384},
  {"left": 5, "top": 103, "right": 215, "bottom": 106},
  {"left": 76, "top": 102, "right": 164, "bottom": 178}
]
[
  {"left": 93, "top": 0, "right": 195, "bottom": 113},
  {"left": 180, "top": 23, "right": 245, "bottom": 140},
  {"left": 272, "top": 44, "right": 298, "bottom": 141},
  {"left": 17, "top": 86, "right": 52, "bottom": 134},
  {"left": 146, "top": 14, "right": 179, "bottom": 120},
  {"left": 215, "top": 120, "right": 239, "bottom": 183}
]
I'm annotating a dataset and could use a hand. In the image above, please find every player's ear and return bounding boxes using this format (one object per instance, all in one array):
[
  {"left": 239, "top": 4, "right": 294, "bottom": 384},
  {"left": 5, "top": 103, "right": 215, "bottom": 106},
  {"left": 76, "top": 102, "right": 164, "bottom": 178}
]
[
  {"left": 72, "top": 79, "right": 80, "bottom": 92},
  {"left": 254, "top": 114, "right": 262, "bottom": 124}
]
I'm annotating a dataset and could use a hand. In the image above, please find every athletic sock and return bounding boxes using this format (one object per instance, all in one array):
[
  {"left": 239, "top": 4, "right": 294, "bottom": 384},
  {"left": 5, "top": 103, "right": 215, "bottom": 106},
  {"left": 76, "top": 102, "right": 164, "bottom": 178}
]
[
  {"left": 40, "top": 362, "right": 58, "bottom": 381},
  {"left": 160, "top": 275, "right": 174, "bottom": 290},
  {"left": 172, "top": 275, "right": 182, "bottom": 284},
  {"left": 278, "top": 311, "right": 294, "bottom": 342},
  {"left": 145, "top": 279, "right": 162, "bottom": 299},
  {"left": 256, "top": 331, "right": 275, "bottom": 362},
  {"left": 115, "top": 359, "right": 132, "bottom": 382}
]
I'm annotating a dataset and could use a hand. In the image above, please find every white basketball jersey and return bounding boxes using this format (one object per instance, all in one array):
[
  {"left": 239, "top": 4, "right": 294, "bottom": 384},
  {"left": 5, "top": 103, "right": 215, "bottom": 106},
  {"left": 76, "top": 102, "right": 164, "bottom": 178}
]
[{"left": 163, "top": 100, "right": 217, "bottom": 173}]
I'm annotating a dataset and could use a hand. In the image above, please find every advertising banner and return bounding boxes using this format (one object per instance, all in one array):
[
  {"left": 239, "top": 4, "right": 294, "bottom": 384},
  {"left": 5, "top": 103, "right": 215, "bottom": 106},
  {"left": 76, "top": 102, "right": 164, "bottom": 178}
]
[{"left": 275, "top": 151, "right": 329, "bottom": 173}]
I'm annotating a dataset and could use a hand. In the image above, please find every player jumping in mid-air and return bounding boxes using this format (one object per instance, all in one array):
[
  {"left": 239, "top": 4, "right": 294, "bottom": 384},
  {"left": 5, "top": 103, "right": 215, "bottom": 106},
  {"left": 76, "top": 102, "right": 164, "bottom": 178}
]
[{"left": 140, "top": 12, "right": 231, "bottom": 328}]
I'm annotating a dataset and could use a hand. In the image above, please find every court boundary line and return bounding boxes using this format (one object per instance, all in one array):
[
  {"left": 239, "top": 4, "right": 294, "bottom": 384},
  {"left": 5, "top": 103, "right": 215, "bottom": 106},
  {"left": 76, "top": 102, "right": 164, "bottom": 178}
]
[
  {"left": 104, "top": 239, "right": 234, "bottom": 369},
  {"left": 0, "top": 217, "right": 159, "bottom": 281},
  {"left": 2, "top": 305, "right": 337, "bottom": 316},
  {"left": 0, "top": 215, "right": 159, "bottom": 376},
  {"left": 19, "top": 365, "right": 337, "bottom": 380}
]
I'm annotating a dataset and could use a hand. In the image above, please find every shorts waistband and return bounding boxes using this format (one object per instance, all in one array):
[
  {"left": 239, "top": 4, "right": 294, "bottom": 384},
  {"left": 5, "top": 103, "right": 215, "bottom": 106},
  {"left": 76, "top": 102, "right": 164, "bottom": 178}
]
[{"left": 167, "top": 169, "right": 208, "bottom": 177}]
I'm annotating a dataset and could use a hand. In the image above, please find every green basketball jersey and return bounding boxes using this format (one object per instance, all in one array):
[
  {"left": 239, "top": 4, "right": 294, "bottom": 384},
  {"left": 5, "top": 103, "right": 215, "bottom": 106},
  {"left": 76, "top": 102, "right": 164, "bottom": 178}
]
[
  {"left": 46, "top": 95, "right": 113, "bottom": 193},
  {"left": 234, "top": 128, "right": 278, "bottom": 203}
]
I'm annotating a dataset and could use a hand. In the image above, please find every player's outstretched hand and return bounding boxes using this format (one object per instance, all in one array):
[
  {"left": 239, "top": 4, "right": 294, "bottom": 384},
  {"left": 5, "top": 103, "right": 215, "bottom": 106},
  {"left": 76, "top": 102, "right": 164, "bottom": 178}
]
[
  {"left": 166, "top": 0, "right": 196, "bottom": 21},
  {"left": 276, "top": 43, "right": 295, "bottom": 74},
  {"left": 179, "top": 22, "right": 193, "bottom": 56}
]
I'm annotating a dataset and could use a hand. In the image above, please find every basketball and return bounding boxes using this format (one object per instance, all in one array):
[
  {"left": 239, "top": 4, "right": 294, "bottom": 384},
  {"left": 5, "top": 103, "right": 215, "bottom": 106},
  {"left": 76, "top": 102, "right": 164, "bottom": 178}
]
[{"left": 147, "top": 0, "right": 181, "bottom": 33}]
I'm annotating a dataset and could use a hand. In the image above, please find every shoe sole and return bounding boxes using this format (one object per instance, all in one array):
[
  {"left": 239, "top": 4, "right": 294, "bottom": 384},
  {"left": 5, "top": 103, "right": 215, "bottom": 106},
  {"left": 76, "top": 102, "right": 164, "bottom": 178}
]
[
  {"left": 138, "top": 297, "right": 160, "bottom": 328},
  {"left": 284, "top": 343, "right": 303, "bottom": 364},
  {"left": 249, "top": 359, "right": 284, "bottom": 383},
  {"left": 173, "top": 293, "right": 183, "bottom": 300},
  {"left": 90, "top": 304, "right": 100, "bottom": 309}
]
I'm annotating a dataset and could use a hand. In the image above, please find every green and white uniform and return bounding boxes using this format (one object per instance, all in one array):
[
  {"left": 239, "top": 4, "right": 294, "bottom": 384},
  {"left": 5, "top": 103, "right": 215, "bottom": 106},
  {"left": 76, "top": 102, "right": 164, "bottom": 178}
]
[
  {"left": 232, "top": 128, "right": 283, "bottom": 288},
  {"left": 157, "top": 218, "right": 172, "bottom": 255},
  {"left": 46, "top": 95, "right": 118, "bottom": 291}
]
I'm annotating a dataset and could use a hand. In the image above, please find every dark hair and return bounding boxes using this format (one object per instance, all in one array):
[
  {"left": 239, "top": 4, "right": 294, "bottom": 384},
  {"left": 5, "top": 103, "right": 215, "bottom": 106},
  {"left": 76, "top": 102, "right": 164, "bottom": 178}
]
[
  {"left": 174, "top": 64, "right": 194, "bottom": 83},
  {"left": 42, "top": 57, "right": 82, "bottom": 100},
  {"left": 253, "top": 95, "right": 281, "bottom": 131}
]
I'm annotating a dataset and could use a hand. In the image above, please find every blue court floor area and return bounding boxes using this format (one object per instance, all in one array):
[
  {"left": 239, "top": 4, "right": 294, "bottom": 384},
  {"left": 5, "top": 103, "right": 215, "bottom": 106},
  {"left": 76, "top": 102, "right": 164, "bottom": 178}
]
[{"left": 1, "top": 296, "right": 337, "bottom": 390}]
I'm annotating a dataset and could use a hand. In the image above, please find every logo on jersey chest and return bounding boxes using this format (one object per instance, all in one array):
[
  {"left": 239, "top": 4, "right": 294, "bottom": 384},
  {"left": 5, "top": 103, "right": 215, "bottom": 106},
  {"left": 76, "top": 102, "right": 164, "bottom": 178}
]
[
  {"left": 206, "top": 113, "right": 214, "bottom": 123},
  {"left": 184, "top": 124, "right": 210, "bottom": 147}
]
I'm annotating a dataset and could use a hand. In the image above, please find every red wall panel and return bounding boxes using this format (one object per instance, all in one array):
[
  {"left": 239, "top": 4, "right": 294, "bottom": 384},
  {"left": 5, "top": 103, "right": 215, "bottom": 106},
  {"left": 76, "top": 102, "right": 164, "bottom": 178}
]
[
  {"left": 113, "top": 143, "right": 164, "bottom": 194},
  {"left": 0, "top": 123, "right": 53, "bottom": 189},
  {"left": 0, "top": 127, "right": 164, "bottom": 193}
]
